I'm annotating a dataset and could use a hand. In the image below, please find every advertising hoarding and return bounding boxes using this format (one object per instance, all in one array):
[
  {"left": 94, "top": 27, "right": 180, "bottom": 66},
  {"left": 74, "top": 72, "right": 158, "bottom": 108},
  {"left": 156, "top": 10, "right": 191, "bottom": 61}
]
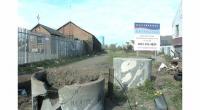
[{"left": 134, "top": 23, "right": 160, "bottom": 51}]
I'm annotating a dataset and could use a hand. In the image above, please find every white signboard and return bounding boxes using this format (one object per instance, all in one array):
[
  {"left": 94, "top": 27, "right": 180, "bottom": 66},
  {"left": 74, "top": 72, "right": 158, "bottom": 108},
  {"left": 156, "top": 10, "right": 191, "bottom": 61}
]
[{"left": 134, "top": 23, "right": 160, "bottom": 51}]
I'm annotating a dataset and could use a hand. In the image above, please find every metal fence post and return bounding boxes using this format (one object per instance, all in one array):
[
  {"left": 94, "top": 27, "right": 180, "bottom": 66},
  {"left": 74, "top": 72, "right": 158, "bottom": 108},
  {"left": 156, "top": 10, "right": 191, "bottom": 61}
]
[{"left": 108, "top": 68, "right": 114, "bottom": 99}]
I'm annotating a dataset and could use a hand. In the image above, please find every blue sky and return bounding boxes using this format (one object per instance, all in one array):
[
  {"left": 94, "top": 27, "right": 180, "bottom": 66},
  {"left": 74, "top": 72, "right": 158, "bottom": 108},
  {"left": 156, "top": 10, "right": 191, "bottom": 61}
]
[{"left": 18, "top": 0, "right": 181, "bottom": 45}]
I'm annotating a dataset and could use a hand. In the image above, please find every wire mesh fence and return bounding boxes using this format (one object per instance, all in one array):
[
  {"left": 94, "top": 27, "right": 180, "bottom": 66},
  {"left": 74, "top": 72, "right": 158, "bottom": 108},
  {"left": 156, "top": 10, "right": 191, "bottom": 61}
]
[{"left": 18, "top": 27, "right": 86, "bottom": 65}]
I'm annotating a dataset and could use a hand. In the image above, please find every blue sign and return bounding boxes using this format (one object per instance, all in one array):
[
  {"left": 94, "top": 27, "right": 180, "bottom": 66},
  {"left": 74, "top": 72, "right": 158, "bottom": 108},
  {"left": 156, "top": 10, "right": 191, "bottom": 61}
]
[{"left": 135, "top": 23, "right": 160, "bottom": 34}]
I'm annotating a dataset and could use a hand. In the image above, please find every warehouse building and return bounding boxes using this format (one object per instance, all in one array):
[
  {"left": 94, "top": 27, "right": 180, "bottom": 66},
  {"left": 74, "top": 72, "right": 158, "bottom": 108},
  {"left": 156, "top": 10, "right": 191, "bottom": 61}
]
[{"left": 57, "top": 21, "right": 102, "bottom": 53}]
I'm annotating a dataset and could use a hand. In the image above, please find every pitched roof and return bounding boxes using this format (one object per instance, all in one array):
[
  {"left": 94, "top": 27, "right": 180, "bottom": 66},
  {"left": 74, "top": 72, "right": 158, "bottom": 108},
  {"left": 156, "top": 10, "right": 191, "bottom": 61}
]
[
  {"left": 173, "top": 37, "right": 182, "bottom": 46},
  {"left": 57, "top": 21, "right": 95, "bottom": 37},
  {"left": 31, "top": 24, "right": 65, "bottom": 37}
]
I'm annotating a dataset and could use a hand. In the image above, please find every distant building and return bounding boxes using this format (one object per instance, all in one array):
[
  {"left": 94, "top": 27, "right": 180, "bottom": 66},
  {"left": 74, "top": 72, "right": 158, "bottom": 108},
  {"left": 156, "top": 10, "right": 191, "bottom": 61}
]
[
  {"left": 159, "top": 35, "right": 174, "bottom": 56},
  {"left": 31, "top": 24, "right": 66, "bottom": 54},
  {"left": 57, "top": 21, "right": 102, "bottom": 53},
  {"left": 172, "top": 37, "right": 182, "bottom": 57},
  {"left": 31, "top": 21, "right": 102, "bottom": 54},
  {"left": 172, "top": 1, "right": 182, "bottom": 57}
]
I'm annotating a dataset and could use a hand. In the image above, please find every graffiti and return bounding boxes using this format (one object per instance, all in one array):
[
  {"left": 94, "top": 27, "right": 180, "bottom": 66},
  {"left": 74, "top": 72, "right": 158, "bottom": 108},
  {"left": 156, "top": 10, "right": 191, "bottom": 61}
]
[{"left": 114, "top": 58, "right": 152, "bottom": 89}]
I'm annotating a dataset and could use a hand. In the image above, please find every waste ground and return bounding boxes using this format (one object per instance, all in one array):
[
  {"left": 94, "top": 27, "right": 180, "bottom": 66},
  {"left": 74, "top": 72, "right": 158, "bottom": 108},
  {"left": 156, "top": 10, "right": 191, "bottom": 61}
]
[{"left": 18, "top": 52, "right": 182, "bottom": 110}]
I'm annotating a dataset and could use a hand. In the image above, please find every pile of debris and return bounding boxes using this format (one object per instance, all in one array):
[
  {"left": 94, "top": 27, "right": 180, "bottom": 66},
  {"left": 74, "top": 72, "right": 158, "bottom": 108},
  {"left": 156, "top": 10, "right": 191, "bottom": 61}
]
[{"left": 158, "top": 58, "right": 182, "bottom": 81}]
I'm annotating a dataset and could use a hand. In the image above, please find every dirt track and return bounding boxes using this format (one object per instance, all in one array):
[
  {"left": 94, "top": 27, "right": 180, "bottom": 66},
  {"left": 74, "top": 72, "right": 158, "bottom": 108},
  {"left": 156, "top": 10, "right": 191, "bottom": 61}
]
[{"left": 48, "top": 54, "right": 110, "bottom": 74}]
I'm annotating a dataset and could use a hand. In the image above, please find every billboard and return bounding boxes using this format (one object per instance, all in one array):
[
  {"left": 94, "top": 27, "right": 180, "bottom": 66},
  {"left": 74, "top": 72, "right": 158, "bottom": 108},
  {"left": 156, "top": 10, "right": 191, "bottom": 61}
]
[{"left": 134, "top": 23, "right": 160, "bottom": 51}]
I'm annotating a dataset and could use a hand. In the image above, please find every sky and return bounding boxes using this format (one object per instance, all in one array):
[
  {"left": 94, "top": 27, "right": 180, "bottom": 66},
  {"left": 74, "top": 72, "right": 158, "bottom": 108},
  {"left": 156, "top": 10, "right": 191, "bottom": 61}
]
[{"left": 18, "top": 0, "right": 181, "bottom": 46}]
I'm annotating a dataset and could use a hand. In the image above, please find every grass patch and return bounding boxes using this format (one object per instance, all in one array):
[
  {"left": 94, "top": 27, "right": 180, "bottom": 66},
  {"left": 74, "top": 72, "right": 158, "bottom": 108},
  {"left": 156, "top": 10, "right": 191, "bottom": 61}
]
[
  {"left": 171, "top": 88, "right": 182, "bottom": 110},
  {"left": 136, "top": 80, "right": 156, "bottom": 100},
  {"left": 18, "top": 54, "right": 95, "bottom": 74}
]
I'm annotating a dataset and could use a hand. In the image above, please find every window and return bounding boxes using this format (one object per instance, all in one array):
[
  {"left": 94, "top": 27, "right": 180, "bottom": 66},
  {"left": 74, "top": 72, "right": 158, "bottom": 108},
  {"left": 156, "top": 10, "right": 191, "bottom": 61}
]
[
  {"left": 37, "top": 37, "right": 44, "bottom": 44},
  {"left": 36, "top": 36, "right": 45, "bottom": 53}
]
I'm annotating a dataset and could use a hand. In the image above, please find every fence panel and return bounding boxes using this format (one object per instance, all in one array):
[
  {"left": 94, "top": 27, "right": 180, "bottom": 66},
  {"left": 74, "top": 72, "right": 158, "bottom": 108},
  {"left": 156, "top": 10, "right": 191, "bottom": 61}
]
[{"left": 18, "top": 28, "right": 86, "bottom": 65}]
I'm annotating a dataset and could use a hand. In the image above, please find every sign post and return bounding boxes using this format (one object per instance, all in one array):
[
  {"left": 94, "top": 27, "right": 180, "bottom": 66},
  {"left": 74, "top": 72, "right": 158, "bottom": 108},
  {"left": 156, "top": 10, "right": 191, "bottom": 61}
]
[{"left": 134, "top": 22, "right": 160, "bottom": 59}]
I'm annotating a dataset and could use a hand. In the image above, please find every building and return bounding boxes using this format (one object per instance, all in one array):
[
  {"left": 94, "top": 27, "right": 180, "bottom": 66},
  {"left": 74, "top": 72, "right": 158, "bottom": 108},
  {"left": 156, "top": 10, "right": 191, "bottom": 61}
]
[
  {"left": 31, "top": 24, "right": 66, "bottom": 54},
  {"left": 57, "top": 21, "right": 102, "bottom": 53},
  {"left": 31, "top": 23, "right": 65, "bottom": 37},
  {"left": 172, "top": 37, "right": 182, "bottom": 57},
  {"left": 172, "top": 1, "right": 182, "bottom": 57},
  {"left": 159, "top": 35, "right": 174, "bottom": 56}
]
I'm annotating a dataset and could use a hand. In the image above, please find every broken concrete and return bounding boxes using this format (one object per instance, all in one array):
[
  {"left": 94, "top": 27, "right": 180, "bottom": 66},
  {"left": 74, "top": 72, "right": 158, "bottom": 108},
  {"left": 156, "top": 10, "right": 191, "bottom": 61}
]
[
  {"left": 113, "top": 58, "right": 152, "bottom": 89},
  {"left": 154, "top": 94, "right": 168, "bottom": 110},
  {"left": 31, "top": 71, "right": 48, "bottom": 110},
  {"left": 31, "top": 71, "right": 105, "bottom": 110}
]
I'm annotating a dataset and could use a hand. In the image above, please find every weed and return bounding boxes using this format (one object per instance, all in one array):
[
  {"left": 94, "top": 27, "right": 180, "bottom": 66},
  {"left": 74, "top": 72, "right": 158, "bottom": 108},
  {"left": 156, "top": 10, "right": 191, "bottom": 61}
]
[
  {"left": 171, "top": 89, "right": 182, "bottom": 110},
  {"left": 136, "top": 80, "right": 156, "bottom": 100}
]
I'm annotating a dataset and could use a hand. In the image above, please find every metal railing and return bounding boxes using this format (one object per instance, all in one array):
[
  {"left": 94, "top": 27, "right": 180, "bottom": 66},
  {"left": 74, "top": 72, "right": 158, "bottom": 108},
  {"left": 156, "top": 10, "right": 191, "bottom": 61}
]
[{"left": 18, "top": 27, "right": 86, "bottom": 65}]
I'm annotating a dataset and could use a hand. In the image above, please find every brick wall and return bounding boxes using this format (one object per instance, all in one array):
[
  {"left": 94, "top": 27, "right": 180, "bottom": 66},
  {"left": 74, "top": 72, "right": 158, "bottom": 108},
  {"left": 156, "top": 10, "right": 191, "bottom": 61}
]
[
  {"left": 58, "top": 23, "right": 94, "bottom": 53},
  {"left": 31, "top": 25, "right": 51, "bottom": 36}
]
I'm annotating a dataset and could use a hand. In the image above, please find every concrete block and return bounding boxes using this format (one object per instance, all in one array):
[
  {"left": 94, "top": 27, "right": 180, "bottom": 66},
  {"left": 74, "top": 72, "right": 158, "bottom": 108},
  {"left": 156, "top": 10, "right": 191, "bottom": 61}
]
[{"left": 113, "top": 58, "right": 152, "bottom": 89}]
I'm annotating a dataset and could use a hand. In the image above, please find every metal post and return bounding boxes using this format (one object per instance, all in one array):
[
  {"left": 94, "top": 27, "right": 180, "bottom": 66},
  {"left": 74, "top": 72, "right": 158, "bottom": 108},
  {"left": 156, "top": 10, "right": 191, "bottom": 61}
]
[
  {"left": 56, "top": 37, "right": 59, "bottom": 58},
  {"left": 108, "top": 68, "right": 114, "bottom": 99},
  {"left": 25, "top": 29, "right": 29, "bottom": 63}
]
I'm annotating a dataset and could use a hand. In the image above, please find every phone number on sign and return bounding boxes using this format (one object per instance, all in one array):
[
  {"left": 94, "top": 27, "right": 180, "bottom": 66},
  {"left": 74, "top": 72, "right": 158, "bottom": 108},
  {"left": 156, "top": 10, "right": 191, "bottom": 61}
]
[{"left": 137, "top": 43, "right": 157, "bottom": 46}]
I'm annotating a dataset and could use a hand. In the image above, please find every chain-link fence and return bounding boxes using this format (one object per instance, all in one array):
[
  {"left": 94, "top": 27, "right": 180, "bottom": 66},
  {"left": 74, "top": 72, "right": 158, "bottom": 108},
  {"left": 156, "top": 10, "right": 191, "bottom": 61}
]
[{"left": 18, "top": 27, "right": 86, "bottom": 65}]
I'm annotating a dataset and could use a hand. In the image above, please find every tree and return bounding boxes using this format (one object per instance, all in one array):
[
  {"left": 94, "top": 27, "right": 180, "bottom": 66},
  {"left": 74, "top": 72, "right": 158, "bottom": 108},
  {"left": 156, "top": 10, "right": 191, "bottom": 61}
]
[{"left": 109, "top": 44, "right": 117, "bottom": 51}]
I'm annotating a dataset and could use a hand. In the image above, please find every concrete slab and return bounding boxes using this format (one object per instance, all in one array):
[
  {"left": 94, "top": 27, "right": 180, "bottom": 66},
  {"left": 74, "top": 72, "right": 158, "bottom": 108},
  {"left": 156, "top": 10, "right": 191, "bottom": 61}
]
[{"left": 113, "top": 58, "right": 152, "bottom": 89}]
